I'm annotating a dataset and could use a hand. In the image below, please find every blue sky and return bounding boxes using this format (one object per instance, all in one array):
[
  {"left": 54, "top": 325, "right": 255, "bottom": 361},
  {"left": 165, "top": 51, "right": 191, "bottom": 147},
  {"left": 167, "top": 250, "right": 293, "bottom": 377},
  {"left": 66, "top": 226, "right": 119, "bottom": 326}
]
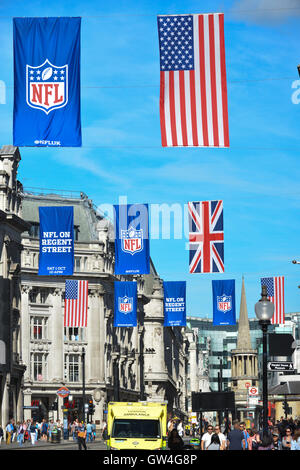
[{"left": 0, "top": 0, "right": 300, "bottom": 318}]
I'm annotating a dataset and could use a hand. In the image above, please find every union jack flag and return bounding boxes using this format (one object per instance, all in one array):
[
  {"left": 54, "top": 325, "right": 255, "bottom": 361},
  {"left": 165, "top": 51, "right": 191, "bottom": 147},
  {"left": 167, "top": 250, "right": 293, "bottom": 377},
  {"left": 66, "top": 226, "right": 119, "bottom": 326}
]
[{"left": 188, "top": 200, "right": 224, "bottom": 273}]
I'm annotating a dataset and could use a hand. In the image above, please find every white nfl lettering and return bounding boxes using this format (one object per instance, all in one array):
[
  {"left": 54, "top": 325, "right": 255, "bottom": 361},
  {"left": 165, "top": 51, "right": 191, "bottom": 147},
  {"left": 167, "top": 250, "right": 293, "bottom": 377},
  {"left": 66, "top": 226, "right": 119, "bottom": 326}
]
[
  {"left": 121, "top": 227, "right": 143, "bottom": 256},
  {"left": 26, "top": 59, "right": 68, "bottom": 115}
]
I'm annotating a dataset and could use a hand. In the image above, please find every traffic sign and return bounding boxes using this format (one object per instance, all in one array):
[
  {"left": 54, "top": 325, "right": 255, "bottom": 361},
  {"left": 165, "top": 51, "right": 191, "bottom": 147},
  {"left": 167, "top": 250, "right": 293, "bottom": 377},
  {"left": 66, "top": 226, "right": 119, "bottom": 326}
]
[
  {"left": 267, "top": 362, "right": 294, "bottom": 372},
  {"left": 245, "top": 382, "right": 251, "bottom": 388},
  {"left": 249, "top": 387, "right": 258, "bottom": 396},
  {"left": 56, "top": 386, "right": 70, "bottom": 398},
  {"left": 249, "top": 396, "right": 259, "bottom": 405}
]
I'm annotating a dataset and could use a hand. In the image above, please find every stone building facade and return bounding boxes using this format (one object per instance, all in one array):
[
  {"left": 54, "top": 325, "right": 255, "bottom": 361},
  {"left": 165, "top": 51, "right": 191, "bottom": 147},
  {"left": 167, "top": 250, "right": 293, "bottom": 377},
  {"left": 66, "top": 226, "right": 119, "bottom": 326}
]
[
  {"left": 231, "top": 278, "right": 259, "bottom": 420},
  {"left": 0, "top": 146, "right": 29, "bottom": 428},
  {"left": 0, "top": 145, "right": 196, "bottom": 428}
]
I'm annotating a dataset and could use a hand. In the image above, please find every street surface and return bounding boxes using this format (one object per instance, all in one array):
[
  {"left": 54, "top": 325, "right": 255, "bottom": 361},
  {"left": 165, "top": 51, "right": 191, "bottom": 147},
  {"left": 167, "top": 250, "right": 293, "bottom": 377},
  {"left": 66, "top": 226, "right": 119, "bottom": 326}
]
[
  {"left": 0, "top": 437, "right": 107, "bottom": 451},
  {"left": 0, "top": 436, "right": 193, "bottom": 451}
]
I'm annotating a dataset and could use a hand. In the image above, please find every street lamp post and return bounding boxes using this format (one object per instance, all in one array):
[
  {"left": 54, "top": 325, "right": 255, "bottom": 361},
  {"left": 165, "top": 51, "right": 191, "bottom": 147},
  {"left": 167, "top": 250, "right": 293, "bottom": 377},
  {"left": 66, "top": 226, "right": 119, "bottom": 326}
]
[
  {"left": 254, "top": 285, "right": 274, "bottom": 438},
  {"left": 82, "top": 347, "right": 86, "bottom": 422},
  {"left": 218, "top": 357, "right": 223, "bottom": 425}
]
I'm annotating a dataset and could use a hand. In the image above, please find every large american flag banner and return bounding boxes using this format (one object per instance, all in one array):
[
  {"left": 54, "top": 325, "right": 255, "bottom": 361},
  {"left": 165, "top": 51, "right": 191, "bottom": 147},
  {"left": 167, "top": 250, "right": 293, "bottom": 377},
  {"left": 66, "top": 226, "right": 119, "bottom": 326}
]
[
  {"left": 158, "top": 13, "right": 229, "bottom": 148},
  {"left": 261, "top": 277, "right": 285, "bottom": 325},
  {"left": 64, "top": 280, "right": 88, "bottom": 327},
  {"left": 188, "top": 200, "right": 224, "bottom": 273}
]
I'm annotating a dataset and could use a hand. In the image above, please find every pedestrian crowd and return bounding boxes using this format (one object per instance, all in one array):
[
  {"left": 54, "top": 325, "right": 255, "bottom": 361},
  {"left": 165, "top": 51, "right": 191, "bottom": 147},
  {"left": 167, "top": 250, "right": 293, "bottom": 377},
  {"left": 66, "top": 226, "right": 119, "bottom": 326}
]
[
  {"left": 167, "top": 415, "right": 300, "bottom": 451},
  {"left": 0, "top": 417, "right": 97, "bottom": 449}
]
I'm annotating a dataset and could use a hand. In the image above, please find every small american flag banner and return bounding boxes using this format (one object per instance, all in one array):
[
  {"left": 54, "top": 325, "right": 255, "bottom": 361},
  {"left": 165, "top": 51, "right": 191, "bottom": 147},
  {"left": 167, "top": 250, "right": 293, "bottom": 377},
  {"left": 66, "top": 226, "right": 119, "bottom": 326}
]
[
  {"left": 64, "top": 280, "right": 88, "bottom": 327},
  {"left": 188, "top": 200, "right": 224, "bottom": 273},
  {"left": 261, "top": 276, "right": 285, "bottom": 325},
  {"left": 158, "top": 13, "right": 229, "bottom": 147}
]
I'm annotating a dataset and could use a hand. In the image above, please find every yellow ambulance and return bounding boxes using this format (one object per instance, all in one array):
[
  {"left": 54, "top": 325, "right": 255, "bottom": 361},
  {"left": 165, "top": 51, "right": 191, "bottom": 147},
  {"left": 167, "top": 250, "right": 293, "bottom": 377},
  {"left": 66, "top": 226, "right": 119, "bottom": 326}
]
[{"left": 106, "top": 401, "right": 167, "bottom": 450}]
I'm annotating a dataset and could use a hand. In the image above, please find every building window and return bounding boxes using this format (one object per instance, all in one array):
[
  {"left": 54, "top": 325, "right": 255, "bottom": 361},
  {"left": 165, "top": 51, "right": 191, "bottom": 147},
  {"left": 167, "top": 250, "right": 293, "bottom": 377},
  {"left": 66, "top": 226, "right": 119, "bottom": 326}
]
[
  {"left": 29, "top": 289, "right": 38, "bottom": 303},
  {"left": 28, "top": 222, "right": 40, "bottom": 238},
  {"left": 75, "top": 257, "right": 81, "bottom": 272},
  {"left": 65, "top": 354, "right": 80, "bottom": 382},
  {"left": 32, "top": 353, "right": 47, "bottom": 381},
  {"left": 31, "top": 316, "right": 48, "bottom": 341},
  {"left": 40, "top": 290, "right": 48, "bottom": 304},
  {"left": 33, "top": 318, "right": 43, "bottom": 340},
  {"left": 64, "top": 327, "right": 84, "bottom": 342}
]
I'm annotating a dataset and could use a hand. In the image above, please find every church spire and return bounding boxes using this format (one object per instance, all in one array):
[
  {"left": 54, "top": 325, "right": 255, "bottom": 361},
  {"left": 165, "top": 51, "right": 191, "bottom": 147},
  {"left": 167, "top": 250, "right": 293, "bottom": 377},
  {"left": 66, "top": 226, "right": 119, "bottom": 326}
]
[{"left": 236, "top": 277, "right": 252, "bottom": 350}]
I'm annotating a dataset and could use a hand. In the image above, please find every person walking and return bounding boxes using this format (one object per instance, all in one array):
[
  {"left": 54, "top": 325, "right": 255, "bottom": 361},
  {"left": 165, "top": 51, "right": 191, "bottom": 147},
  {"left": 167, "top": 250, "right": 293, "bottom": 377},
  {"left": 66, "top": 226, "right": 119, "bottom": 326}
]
[
  {"left": 86, "top": 422, "right": 93, "bottom": 442},
  {"left": 0, "top": 425, "right": 3, "bottom": 445},
  {"left": 207, "top": 433, "right": 221, "bottom": 450},
  {"left": 11, "top": 420, "right": 17, "bottom": 442},
  {"left": 291, "top": 429, "right": 300, "bottom": 450},
  {"left": 29, "top": 419, "right": 37, "bottom": 445},
  {"left": 257, "top": 434, "right": 274, "bottom": 450},
  {"left": 272, "top": 431, "right": 282, "bottom": 450},
  {"left": 5, "top": 422, "right": 12, "bottom": 444},
  {"left": 239, "top": 422, "right": 250, "bottom": 450},
  {"left": 167, "top": 429, "right": 184, "bottom": 450},
  {"left": 177, "top": 420, "right": 184, "bottom": 438},
  {"left": 167, "top": 418, "right": 174, "bottom": 436},
  {"left": 48, "top": 419, "right": 55, "bottom": 441},
  {"left": 248, "top": 429, "right": 260, "bottom": 450},
  {"left": 17, "top": 421, "right": 25, "bottom": 447},
  {"left": 91, "top": 421, "right": 96, "bottom": 441},
  {"left": 214, "top": 425, "right": 227, "bottom": 450},
  {"left": 201, "top": 424, "right": 214, "bottom": 450},
  {"left": 40, "top": 419, "right": 48, "bottom": 441},
  {"left": 227, "top": 420, "right": 245, "bottom": 450},
  {"left": 76, "top": 421, "right": 87, "bottom": 450},
  {"left": 71, "top": 421, "right": 77, "bottom": 441},
  {"left": 282, "top": 427, "right": 293, "bottom": 450}
]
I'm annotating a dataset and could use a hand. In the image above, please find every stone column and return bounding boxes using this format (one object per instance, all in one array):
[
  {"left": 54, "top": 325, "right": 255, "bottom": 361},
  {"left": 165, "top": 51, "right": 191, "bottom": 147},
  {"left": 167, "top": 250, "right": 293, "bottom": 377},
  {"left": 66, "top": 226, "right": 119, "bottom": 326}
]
[
  {"left": 57, "top": 394, "right": 64, "bottom": 422},
  {"left": 16, "top": 386, "right": 23, "bottom": 423},
  {"left": 50, "top": 288, "right": 63, "bottom": 382},
  {"left": 21, "top": 285, "right": 31, "bottom": 382},
  {"left": 1, "top": 376, "right": 9, "bottom": 429},
  {"left": 23, "top": 389, "right": 32, "bottom": 422},
  {"left": 87, "top": 286, "right": 105, "bottom": 382},
  {"left": 233, "top": 356, "right": 236, "bottom": 377},
  {"left": 93, "top": 389, "right": 106, "bottom": 429}
]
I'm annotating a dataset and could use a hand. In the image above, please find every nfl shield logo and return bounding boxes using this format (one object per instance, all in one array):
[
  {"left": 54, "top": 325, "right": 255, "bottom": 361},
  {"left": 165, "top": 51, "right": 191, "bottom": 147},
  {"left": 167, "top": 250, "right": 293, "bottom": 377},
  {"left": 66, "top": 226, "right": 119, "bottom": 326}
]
[
  {"left": 121, "top": 226, "right": 143, "bottom": 255},
  {"left": 26, "top": 59, "right": 68, "bottom": 114},
  {"left": 217, "top": 294, "right": 232, "bottom": 313},
  {"left": 118, "top": 296, "right": 133, "bottom": 314}
]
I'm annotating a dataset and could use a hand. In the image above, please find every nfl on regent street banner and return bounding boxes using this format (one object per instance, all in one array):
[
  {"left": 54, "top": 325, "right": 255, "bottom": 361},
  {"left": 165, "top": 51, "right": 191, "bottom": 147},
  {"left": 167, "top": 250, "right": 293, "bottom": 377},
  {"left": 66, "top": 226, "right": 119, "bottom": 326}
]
[
  {"left": 114, "top": 203, "right": 150, "bottom": 275},
  {"left": 114, "top": 281, "right": 137, "bottom": 327},
  {"left": 38, "top": 206, "right": 74, "bottom": 276},
  {"left": 212, "top": 279, "right": 236, "bottom": 326},
  {"left": 13, "top": 17, "right": 81, "bottom": 147},
  {"left": 163, "top": 281, "right": 186, "bottom": 327}
]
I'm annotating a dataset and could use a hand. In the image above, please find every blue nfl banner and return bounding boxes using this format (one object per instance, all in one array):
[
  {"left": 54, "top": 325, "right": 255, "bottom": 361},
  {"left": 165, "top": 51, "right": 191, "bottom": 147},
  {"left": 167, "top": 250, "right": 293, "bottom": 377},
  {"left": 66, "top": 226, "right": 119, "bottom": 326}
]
[
  {"left": 164, "top": 281, "right": 186, "bottom": 327},
  {"left": 212, "top": 279, "right": 236, "bottom": 326},
  {"left": 13, "top": 17, "right": 81, "bottom": 147},
  {"left": 38, "top": 206, "right": 74, "bottom": 276},
  {"left": 114, "top": 281, "right": 137, "bottom": 327},
  {"left": 114, "top": 204, "right": 150, "bottom": 275}
]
